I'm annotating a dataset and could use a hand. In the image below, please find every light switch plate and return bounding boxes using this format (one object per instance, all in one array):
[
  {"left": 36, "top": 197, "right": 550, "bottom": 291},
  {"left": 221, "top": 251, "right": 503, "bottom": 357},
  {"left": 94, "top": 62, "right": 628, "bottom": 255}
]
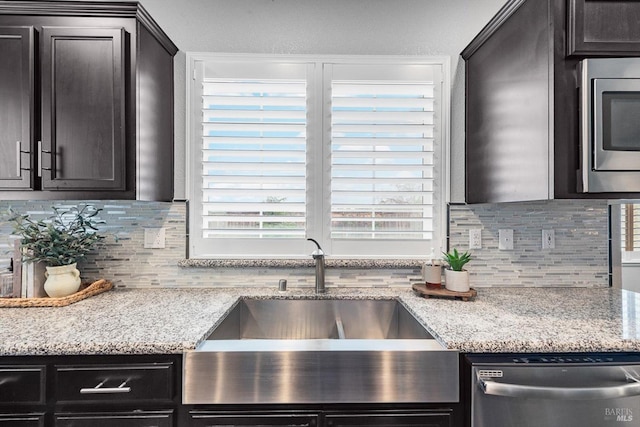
[
  {"left": 498, "top": 229, "right": 514, "bottom": 250},
  {"left": 542, "top": 229, "right": 555, "bottom": 250},
  {"left": 144, "top": 227, "right": 166, "bottom": 249}
]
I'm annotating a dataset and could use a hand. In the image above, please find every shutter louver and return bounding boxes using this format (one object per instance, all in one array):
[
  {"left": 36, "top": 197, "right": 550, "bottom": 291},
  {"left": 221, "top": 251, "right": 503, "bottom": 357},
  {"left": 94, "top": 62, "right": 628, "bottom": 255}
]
[
  {"left": 201, "top": 78, "right": 307, "bottom": 238},
  {"left": 330, "top": 80, "right": 436, "bottom": 240}
]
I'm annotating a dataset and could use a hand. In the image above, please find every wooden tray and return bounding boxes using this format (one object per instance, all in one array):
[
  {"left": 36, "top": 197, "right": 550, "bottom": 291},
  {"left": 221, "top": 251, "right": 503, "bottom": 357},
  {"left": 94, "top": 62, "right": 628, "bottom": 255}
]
[
  {"left": 412, "top": 283, "right": 477, "bottom": 301},
  {"left": 0, "top": 279, "right": 113, "bottom": 308}
]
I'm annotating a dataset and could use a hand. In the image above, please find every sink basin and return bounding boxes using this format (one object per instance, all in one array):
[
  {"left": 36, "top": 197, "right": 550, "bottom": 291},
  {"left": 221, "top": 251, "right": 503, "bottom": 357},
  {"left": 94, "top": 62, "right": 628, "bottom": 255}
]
[
  {"left": 183, "top": 298, "right": 458, "bottom": 405},
  {"left": 204, "top": 298, "right": 434, "bottom": 340}
]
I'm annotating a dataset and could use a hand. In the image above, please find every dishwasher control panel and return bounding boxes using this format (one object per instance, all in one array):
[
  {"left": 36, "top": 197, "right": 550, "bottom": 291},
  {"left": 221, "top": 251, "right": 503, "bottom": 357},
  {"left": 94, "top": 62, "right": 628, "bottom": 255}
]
[
  {"left": 467, "top": 352, "right": 640, "bottom": 365},
  {"left": 511, "top": 355, "right": 617, "bottom": 364}
]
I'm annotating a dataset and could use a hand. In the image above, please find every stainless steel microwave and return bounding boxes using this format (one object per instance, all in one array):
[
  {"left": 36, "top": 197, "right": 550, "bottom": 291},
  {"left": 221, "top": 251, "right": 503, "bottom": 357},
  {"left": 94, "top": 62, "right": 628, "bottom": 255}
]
[{"left": 579, "top": 58, "right": 640, "bottom": 193}]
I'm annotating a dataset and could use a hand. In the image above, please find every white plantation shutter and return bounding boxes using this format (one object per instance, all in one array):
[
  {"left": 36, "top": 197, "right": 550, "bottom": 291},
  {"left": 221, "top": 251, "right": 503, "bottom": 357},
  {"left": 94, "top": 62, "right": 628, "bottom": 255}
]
[
  {"left": 331, "top": 80, "right": 436, "bottom": 240},
  {"left": 188, "top": 55, "right": 447, "bottom": 258},
  {"left": 324, "top": 63, "right": 444, "bottom": 256},
  {"left": 634, "top": 206, "right": 640, "bottom": 250},
  {"left": 201, "top": 78, "right": 307, "bottom": 239},
  {"left": 622, "top": 204, "right": 640, "bottom": 253}
]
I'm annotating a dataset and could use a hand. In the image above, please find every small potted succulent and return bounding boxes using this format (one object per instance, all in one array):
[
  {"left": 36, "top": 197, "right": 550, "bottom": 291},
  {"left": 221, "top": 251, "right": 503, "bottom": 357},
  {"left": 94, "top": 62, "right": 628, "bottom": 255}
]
[
  {"left": 442, "top": 248, "right": 472, "bottom": 292},
  {"left": 10, "top": 205, "right": 104, "bottom": 298}
]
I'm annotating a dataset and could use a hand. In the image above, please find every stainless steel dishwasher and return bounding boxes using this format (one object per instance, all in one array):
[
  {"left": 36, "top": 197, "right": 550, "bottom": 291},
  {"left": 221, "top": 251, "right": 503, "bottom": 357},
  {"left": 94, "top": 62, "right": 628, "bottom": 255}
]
[{"left": 467, "top": 353, "right": 640, "bottom": 427}]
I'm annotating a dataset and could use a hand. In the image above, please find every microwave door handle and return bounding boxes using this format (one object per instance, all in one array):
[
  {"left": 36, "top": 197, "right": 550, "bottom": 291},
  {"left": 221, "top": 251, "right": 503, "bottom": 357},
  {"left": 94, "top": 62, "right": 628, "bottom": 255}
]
[{"left": 478, "top": 377, "right": 640, "bottom": 400}]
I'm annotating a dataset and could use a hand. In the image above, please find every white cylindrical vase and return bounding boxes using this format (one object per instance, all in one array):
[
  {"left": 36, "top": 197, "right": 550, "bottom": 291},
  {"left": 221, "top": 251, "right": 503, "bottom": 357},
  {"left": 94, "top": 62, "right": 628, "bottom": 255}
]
[{"left": 422, "top": 262, "right": 442, "bottom": 286}]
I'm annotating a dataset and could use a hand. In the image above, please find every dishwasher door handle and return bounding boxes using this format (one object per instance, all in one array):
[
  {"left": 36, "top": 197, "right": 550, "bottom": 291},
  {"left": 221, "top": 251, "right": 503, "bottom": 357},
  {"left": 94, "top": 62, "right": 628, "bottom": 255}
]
[{"left": 479, "top": 377, "right": 640, "bottom": 400}]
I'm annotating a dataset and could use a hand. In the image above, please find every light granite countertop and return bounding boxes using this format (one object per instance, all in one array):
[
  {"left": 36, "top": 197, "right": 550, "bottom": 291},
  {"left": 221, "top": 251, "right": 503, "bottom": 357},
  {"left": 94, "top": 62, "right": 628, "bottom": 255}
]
[{"left": 1, "top": 286, "right": 639, "bottom": 356}]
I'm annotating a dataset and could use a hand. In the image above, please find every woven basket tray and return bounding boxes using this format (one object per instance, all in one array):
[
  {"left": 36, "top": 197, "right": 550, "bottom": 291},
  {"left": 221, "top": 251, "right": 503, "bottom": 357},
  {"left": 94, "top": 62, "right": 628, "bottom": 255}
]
[{"left": 0, "top": 279, "right": 113, "bottom": 308}]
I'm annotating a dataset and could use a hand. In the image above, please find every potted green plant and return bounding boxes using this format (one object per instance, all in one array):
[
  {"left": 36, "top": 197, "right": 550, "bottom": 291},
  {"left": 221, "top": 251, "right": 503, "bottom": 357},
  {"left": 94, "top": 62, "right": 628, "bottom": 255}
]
[
  {"left": 10, "top": 205, "right": 105, "bottom": 298},
  {"left": 442, "top": 248, "right": 472, "bottom": 292}
]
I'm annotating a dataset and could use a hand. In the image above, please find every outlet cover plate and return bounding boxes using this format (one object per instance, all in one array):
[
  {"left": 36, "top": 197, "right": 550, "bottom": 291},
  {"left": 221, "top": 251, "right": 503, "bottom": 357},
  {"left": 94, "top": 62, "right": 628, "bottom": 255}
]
[
  {"left": 469, "top": 229, "right": 482, "bottom": 249},
  {"left": 144, "top": 227, "right": 166, "bottom": 249}
]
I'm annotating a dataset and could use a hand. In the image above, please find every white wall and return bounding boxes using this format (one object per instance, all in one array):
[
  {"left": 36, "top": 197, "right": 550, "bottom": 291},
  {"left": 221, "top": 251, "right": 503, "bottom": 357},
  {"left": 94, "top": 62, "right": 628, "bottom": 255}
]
[
  {"left": 623, "top": 264, "right": 640, "bottom": 292},
  {"left": 130, "top": 0, "right": 507, "bottom": 201}
]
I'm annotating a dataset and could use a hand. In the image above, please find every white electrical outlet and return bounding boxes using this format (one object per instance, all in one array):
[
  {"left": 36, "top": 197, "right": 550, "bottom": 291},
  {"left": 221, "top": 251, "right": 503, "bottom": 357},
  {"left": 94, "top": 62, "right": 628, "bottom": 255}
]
[
  {"left": 469, "top": 229, "right": 482, "bottom": 249},
  {"left": 542, "top": 229, "right": 555, "bottom": 250},
  {"left": 498, "top": 229, "right": 514, "bottom": 250},
  {"left": 144, "top": 227, "right": 166, "bottom": 249}
]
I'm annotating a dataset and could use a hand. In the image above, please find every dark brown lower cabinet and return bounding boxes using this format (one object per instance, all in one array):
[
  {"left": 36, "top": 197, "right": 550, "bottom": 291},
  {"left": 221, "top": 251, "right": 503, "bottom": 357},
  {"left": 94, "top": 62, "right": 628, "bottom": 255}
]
[
  {"left": 189, "top": 412, "right": 318, "bottom": 427},
  {"left": 325, "top": 412, "right": 451, "bottom": 427},
  {"left": 0, "top": 355, "right": 181, "bottom": 427},
  {"left": 187, "top": 410, "right": 455, "bottom": 427},
  {"left": 0, "top": 365, "right": 46, "bottom": 426},
  {"left": 54, "top": 410, "right": 173, "bottom": 427},
  {"left": 0, "top": 413, "right": 45, "bottom": 427}
]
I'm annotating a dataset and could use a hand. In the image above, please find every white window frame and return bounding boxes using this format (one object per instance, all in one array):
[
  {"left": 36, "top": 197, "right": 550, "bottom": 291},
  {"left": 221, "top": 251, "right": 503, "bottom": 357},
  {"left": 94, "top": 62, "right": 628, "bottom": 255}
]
[
  {"left": 622, "top": 203, "right": 640, "bottom": 263},
  {"left": 186, "top": 53, "right": 450, "bottom": 259}
]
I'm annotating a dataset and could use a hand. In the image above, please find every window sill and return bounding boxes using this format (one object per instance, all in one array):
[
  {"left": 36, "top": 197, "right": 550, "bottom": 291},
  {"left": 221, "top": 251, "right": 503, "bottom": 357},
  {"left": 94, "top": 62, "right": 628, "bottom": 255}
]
[{"left": 178, "top": 259, "right": 421, "bottom": 269}]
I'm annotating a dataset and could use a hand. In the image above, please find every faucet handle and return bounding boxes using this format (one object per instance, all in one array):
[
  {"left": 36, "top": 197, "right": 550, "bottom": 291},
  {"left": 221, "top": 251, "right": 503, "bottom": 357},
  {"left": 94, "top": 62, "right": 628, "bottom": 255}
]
[{"left": 307, "top": 238, "right": 324, "bottom": 256}]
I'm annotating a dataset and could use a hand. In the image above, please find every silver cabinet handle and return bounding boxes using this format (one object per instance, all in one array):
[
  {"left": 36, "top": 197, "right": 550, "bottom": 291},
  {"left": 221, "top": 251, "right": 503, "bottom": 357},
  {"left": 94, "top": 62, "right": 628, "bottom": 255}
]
[
  {"left": 16, "top": 141, "right": 31, "bottom": 177},
  {"left": 479, "top": 377, "right": 640, "bottom": 400},
  {"left": 16, "top": 141, "right": 21, "bottom": 177},
  {"left": 37, "top": 140, "right": 41, "bottom": 177},
  {"left": 37, "top": 140, "right": 52, "bottom": 178},
  {"left": 79, "top": 379, "right": 131, "bottom": 394}
]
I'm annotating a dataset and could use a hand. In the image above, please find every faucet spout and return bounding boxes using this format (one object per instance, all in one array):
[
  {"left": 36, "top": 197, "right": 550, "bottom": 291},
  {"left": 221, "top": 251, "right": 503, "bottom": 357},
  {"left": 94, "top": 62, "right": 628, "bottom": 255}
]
[{"left": 307, "top": 238, "right": 326, "bottom": 294}]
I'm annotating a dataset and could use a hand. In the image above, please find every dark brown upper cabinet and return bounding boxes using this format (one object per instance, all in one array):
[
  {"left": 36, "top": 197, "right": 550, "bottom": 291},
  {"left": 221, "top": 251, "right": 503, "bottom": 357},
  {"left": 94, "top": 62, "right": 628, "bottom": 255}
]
[
  {"left": 40, "top": 26, "right": 126, "bottom": 192},
  {"left": 568, "top": 0, "right": 640, "bottom": 56},
  {"left": 0, "top": 26, "right": 33, "bottom": 191},
  {"left": 0, "top": 1, "right": 178, "bottom": 201},
  {"left": 462, "top": 0, "right": 640, "bottom": 204}
]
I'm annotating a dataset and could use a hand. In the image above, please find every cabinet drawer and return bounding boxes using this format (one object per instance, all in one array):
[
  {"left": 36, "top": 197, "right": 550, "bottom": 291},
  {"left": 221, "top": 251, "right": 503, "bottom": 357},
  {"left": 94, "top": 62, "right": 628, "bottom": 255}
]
[
  {"left": 325, "top": 412, "right": 451, "bottom": 427},
  {"left": 0, "top": 366, "right": 45, "bottom": 405},
  {"left": 189, "top": 411, "right": 319, "bottom": 427},
  {"left": 54, "top": 410, "right": 173, "bottom": 427},
  {"left": 54, "top": 362, "right": 174, "bottom": 403},
  {"left": 0, "top": 413, "right": 45, "bottom": 427}
]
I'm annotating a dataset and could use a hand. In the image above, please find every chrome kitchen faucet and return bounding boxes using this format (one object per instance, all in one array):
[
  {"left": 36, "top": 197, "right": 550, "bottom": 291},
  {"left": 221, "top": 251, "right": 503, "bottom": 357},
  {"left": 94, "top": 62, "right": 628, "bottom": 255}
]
[{"left": 307, "top": 238, "right": 325, "bottom": 293}]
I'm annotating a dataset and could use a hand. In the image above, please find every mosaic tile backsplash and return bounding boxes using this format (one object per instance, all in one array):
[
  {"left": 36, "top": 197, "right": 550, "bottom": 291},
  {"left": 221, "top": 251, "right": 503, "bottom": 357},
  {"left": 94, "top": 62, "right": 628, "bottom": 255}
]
[
  {"left": 449, "top": 200, "right": 609, "bottom": 287},
  {"left": 0, "top": 199, "right": 609, "bottom": 289}
]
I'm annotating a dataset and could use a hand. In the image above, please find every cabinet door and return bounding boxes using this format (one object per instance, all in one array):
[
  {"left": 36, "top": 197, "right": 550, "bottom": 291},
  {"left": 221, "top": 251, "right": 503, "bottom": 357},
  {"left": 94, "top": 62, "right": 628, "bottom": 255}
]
[
  {"left": 0, "top": 26, "right": 34, "bottom": 189},
  {"left": 0, "top": 365, "right": 46, "bottom": 405},
  {"left": 189, "top": 411, "right": 318, "bottom": 427},
  {"left": 325, "top": 412, "right": 451, "bottom": 427},
  {"left": 40, "top": 26, "right": 126, "bottom": 191},
  {"left": 463, "top": 0, "right": 551, "bottom": 203},
  {"left": 568, "top": 0, "right": 640, "bottom": 55},
  {"left": 54, "top": 410, "right": 173, "bottom": 427}
]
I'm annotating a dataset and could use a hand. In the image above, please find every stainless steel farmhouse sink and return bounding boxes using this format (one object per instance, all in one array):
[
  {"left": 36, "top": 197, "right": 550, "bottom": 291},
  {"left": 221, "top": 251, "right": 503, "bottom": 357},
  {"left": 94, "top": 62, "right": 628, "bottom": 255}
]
[
  {"left": 183, "top": 298, "right": 458, "bottom": 405},
  {"left": 204, "top": 298, "right": 434, "bottom": 340}
]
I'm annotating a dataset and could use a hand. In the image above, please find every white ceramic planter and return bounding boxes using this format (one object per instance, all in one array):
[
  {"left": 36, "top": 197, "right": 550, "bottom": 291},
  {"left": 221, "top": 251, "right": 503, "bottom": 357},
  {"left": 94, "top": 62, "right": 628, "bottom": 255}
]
[
  {"left": 44, "top": 263, "right": 81, "bottom": 298},
  {"left": 444, "top": 269, "right": 470, "bottom": 293}
]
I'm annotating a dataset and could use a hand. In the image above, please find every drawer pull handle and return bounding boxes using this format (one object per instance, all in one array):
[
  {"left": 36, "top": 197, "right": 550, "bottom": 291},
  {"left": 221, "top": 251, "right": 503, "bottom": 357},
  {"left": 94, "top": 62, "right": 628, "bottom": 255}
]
[{"left": 80, "top": 379, "right": 131, "bottom": 394}]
